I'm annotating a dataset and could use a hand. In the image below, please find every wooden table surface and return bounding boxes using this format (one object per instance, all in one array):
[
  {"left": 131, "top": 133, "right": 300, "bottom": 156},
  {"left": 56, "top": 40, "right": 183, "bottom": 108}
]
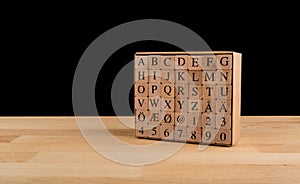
[{"left": 0, "top": 116, "right": 300, "bottom": 184}]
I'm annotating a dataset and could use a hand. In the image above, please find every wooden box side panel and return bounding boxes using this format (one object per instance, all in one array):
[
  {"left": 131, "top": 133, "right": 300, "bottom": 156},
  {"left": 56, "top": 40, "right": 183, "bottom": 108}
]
[{"left": 231, "top": 52, "right": 242, "bottom": 145}]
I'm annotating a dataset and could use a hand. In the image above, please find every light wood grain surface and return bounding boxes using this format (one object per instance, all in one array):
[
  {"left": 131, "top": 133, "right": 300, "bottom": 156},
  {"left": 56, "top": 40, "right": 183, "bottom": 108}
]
[{"left": 0, "top": 116, "right": 300, "bottom": 184}]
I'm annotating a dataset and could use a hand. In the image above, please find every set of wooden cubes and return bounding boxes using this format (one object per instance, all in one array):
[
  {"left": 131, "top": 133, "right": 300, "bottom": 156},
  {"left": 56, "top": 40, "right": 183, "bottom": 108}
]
[{"left": 134, "top": 51, "right": 242, "bottom": 146}]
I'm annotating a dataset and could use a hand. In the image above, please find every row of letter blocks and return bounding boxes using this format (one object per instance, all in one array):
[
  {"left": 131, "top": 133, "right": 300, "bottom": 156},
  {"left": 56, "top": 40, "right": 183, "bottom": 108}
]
[{"left": 134, "top": 51, "right": 242, "bottom": 146}]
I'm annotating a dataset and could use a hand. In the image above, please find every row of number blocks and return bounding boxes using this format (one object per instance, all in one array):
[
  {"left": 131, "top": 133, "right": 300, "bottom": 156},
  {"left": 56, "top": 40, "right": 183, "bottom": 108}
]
[
  {"left": 135, "top": 111, "right": 231, "bottom": 144},
  {"left": 134, "top": 51, "right": 241, "bottom": 146}
]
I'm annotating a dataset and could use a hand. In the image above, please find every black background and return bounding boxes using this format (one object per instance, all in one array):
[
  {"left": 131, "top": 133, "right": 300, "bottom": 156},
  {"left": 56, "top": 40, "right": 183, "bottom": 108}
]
[{"left": 1, "top": 5, "right": 299, "bottom": 116}]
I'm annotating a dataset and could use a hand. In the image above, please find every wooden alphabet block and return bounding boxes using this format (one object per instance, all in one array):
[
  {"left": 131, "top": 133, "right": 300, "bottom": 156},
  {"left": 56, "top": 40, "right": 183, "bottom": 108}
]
[
  {"left": 188, "top": 84, "right": 202, "bottom": 100},
  {"left": 175, "top": 98, "right": 188, "bottom": 112},
  {"left": 202, "top": 71, "right": 216, "bottom": 85},
  {"left": 188, "top": 99, "right": 202, "bottom": 113},
  {"left": 188, "top": 55, "right": 202, "bottom": 70},
  {"left": 175, "top": 70, "right": 188, "bottom": 84},
  {"left": 135, "top": 97, "right": 148, "bottom": 110},
  {"left": 201, "top": 55, "right": 217, "bottom": 70},
  {"left": 216, "top": 70, "right": 232, "bottom": 84},
  {"left": 175, "top": 55, "right": 188, "bottom": 70},
  {"left": 135, "top": 55, "right": 148, "bottom": 70},
  {"left": 134, "top": 70, "right": 148, "bottom": 83},
  {"left": 160, "top": 124, "right": 174, "bottom": 141},
  {"left": 216, "top": 113, "right": 232, "bottom": 129},
  {"left": 202, "top": 99, "right": 216, "bottom": 114},
  {"left": 216, "top": 100, "right": 232, "bottom": 114},
  {"left": 135, "top": 51, "right": 241, "bottom": 146},
  {"left": 217, "top": 54, "right": 232, "bottom": 70},
  {"left": 202, "top": 84, "right": 216, "bottom": 100},
  {"left": 161, "top": 98, "right": 175, "bottom": 112},
  {"left": 188, "top": 70, "right": 202, "bottom": 84},
  {"left": 149, "top": 82, "right": 161, "bottom": 97},
  {"left": 202, "top": 113, "right": 216, "bottom": 129},
  {"left": 148, "top": 55, "right": 160, "bottom": 70},
  {"left": 161, "top": 70, "right": 175, "bottom": 83},
  {"left": 201, "top": 128, "right": 217, "bottom": 144},
  {"left": 135, "top": 122, "right": 149, "bottom": 138},
  {"left": 187, "top": 126, "right": 201, "bottom": 143},
  {"left": 135, "top": 110, "right": 150, "bottom": 124},
  {"left": 216, "top": 85, "right": 232, "bottom": 100},
  {"left": 174, "top": 125, "right": 188, "bottom": 142},
  {"left": 161, "top": 55, "right": 175, "bottom": 70},
  {"left": 161, "top": 111, "right": 175, "bottom": 125},
  {"left": 175, "top": 83, "right": 189, "bottom": 99},
  {"left": 148, "top": 97, "right": 161, "bottom": 111},
  {"left": 161, "top": 82, "right": 175, "bottom": 98},
  {"left": 215, "top": 129, "right": 231, "bottom": 145},
  {"left": 148, "top": 123, "right": 161, "bottom": 140},
  {"left": 149, "top": 111, "right": 161, "bottom": 126},
  {"left": 174, "top": 112, "right": 188, "bottom": 126},
  {"left": 186, "top": 113, "right": 202, "bottom": 127},
  {"left": 148, "top": 70, "right": 161, "bottom": 83},
  {"left": 134, "top": 81, "right": 148, "bottom": 97}
]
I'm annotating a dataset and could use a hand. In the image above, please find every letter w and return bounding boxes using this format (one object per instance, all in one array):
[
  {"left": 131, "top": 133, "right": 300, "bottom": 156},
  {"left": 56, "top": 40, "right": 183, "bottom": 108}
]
[{"left": 149, "top": 99, "right": 159, "bottom": 107}]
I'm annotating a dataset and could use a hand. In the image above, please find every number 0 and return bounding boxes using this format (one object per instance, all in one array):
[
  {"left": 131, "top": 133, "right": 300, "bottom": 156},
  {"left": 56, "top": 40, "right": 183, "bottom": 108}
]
[{"left": 220, "top": 132, "right": 226, "bottom": 141}]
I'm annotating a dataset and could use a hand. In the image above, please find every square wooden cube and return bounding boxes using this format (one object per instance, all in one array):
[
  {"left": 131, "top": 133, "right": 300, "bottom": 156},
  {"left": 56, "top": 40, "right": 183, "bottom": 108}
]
[
  {"left": 161, "top": 70, "right": 175, "bottom": 84},
  {"left": 174, "top": 112, "right": 188, "bottom": 126},
  {"left": 202, "top": 113, "right": 216, "bottom": 129},
  {"left": 135, "top": 110, "right": 150, "bottom": 124},
  {"left": 134, "top": 70, "right": 148, "bottom": 83},
  {"left": 135, "top": 122, "right": 149, "bottom": 138},
  {"left": 187, "top": 126, "right": 201, "bottom": 143},
  {"left": 135, "top": 55, "right": 148, "bottom": 70},
  {"left": 216, "top": 113, "right": 232, "bottom": 129},
  {"left": 202, "top": 84, "right": 216, "bottom": 100},
  {"left": 161, "top": 55, "right": 175, "bottom": 70},
  {"left": 216, "top": 70, "right": 232, "bottom": 84},
  {"left": 188, "top": 70, "right": 202, "bottom": 84},
  {"left": 175, "top": 98, "right": 188, "bottom": 113},
  {"left": 188, "top": 84, "right": 202, "bottom": 100},
  {"left": 188, "top": 55, "right": 202, "bottom": 70},
  {"left": 160, "top": 124, "right": 174, "bottom": 141},
  {"left": 175, "top": 83, "right": 189, "bottom": 99},
  {"left": 148, "top": 123, "right": 161, "bottom": 140},
  {"left": 201, "top": 55, "right": 217, "bottom": 70},
  {"left": 148, "top": 97, "right": 161, "bottom": 111},
  {"left": 161, "top": 98, "right": 175, "bottom": 112},
  {"left": 175, "top": 70, "right": 188, "bottom": 84},
  {"left": 161, "top": 82, "right": 175, "bottom": 98},
  {"left": 174, "top": 125, "right": 188, "bottom": 142},
  {"left": 149, "top": 70, "right": 161, "bottom": 83},
  {"left": 149, "top": 111, "right": 161, "bottom": 125},
  {"left": 175, "top": 55, "right": 188, "bottom": 70},
  {"left": 216, "top": 100, "right": 232, "bottom": 114},
  {"left": 188, "top": 99, "right": 202, "bottom": 113},
  {"left": 215, "top": 129, "right": 231, "bottom": 145},
  {"left": 148, "top": 55, "right": 160, "bottom": 70},
  {"left": 202, "top": 99, "right": 216, "bottom": 114},
  {"left": 186, "top": 112, "right": 202, "bottom": 127},
  {"left": 149, "top": 82, "right": 161, "bottom": 97},
  {"left": 135, "top": 97, "right": 148, "bottom": 110},
  {"left": 134, "top": 81, "right": 148, "bottom": 97},
  {"left": 161, "top": 111, "right": 175, "bottom": 125},
  {"left": 216, "top": 84, "right": 232, "bottom": 100},
  {"left": 202, "top": 71, "right": 217, "bottom": 85},
  {"left": 217, "top": 54, "right": 232, "bottom": 70},
  {"left": 201, "top": 128, "right": 217, "bottom": 145}
]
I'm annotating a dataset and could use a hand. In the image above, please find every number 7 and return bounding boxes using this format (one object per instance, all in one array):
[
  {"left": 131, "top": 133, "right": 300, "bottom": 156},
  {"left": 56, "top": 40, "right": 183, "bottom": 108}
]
[{"left": 177, "top": 129, "right": 183, "bottom": 137}]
